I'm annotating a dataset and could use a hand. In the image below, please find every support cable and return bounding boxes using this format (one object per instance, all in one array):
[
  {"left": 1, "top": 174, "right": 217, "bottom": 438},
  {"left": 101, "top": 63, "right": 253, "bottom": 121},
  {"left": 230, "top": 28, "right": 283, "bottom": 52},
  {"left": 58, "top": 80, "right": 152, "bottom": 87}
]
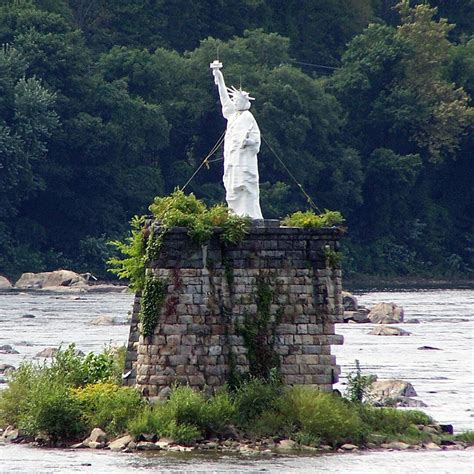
[
  {"left": 261, "top": 135, "right": 321, "bottom": 213},
  {"left": 180, "top": 130, "right": 321, "bottom": 214}
]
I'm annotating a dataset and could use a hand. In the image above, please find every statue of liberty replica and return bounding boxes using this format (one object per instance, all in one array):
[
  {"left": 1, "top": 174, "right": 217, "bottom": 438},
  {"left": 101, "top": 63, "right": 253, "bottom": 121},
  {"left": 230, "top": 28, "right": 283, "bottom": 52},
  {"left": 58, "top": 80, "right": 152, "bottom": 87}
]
[{"left": 210, "top": 61, "right": 264, "bottom": 220}]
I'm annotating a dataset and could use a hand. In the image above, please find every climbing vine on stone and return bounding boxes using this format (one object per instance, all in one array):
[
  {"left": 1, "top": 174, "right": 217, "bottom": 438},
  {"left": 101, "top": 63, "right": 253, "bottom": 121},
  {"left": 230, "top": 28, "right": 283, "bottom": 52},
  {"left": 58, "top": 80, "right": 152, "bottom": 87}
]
[
  {"left": 238, "top": 276, "right": 282, "bottom": 380},
  {"left": 139, "top": 275, "right": 168, "bottom": 337}
]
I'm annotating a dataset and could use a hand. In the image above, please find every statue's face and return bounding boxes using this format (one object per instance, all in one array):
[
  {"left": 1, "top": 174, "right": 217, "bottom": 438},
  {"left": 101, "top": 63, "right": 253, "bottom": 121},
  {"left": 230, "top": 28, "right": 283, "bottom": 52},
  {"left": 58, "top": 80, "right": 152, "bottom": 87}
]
[{"left": 232, "top": 95, "right": 250, "bottom": 111}]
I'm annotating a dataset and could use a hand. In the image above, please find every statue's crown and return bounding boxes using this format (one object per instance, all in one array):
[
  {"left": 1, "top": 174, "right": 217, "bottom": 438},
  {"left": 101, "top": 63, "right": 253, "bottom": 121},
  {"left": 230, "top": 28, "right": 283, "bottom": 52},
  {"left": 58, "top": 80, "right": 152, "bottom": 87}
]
[{"left": 227, "top": 86, "right": 255, "bottom": 101}]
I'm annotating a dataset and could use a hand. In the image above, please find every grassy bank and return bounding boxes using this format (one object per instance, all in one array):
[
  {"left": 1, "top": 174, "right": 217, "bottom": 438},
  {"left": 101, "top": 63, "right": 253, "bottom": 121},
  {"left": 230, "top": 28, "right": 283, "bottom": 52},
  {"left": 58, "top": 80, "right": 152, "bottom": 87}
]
[{"left": 0, "top": 346, "right": 472, "bottom": 452}]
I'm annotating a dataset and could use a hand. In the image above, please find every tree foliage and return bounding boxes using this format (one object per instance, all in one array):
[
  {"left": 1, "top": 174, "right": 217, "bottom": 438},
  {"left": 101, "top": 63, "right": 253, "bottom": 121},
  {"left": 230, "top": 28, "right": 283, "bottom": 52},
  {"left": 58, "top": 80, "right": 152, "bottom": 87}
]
[{"left": 0, "top": 0, "right": 472, "bottom": 279}]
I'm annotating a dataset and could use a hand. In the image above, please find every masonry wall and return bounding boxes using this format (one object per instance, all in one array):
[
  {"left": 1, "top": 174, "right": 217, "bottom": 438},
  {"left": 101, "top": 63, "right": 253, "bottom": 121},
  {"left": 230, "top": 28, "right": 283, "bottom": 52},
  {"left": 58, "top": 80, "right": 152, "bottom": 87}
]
[{"left": 124, "top": 223, "right": 344, "bottom": 397}]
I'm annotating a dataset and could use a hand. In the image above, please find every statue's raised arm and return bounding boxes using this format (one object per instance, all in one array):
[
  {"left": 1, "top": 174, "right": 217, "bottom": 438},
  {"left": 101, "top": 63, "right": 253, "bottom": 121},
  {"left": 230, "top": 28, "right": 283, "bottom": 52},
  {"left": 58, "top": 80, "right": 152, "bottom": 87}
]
[
  {"left": 211, "top": 62, "right": 234, "bottom": 119},
  {"left": 210, "top": 61, "right": 263, "bottom": 220}
]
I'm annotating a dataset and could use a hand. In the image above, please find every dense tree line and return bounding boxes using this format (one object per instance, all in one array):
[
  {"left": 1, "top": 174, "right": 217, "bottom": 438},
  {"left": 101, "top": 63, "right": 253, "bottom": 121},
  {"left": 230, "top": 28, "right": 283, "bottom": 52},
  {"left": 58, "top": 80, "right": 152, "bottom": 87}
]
[{"left": 0, "top": 0, "right": 472, "bottom": 279}]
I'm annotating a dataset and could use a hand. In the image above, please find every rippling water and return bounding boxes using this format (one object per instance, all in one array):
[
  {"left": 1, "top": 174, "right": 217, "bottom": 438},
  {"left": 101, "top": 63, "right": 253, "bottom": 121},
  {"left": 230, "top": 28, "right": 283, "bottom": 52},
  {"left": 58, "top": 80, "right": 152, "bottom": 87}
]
[{"left": 0, "top": 288, "right": 473, "bottom": 472}]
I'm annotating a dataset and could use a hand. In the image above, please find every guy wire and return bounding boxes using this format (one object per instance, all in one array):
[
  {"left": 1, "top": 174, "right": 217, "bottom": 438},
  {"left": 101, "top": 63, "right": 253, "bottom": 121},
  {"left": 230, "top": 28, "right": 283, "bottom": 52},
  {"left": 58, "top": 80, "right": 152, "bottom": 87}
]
[
  {"left": 181, "top": 130, "right": 321, "bottom": 215},
  {"left": 181, "top": 131, "right": 225, "bottom": 191},
  {"left": 261, "top": 135, "right": 321, "bottom": 213}
]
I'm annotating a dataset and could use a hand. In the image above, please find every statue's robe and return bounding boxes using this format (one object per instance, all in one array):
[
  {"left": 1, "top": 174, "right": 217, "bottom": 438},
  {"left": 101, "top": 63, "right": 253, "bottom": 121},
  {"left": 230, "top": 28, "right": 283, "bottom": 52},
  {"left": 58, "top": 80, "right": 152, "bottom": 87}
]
[{"left": 221, "top": 102, "right": 263, "bottom": 220}]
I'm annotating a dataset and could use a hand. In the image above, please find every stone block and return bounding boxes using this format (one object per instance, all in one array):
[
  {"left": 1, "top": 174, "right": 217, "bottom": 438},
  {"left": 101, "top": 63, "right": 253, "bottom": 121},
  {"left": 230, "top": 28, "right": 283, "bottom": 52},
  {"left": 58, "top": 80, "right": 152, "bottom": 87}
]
[{"left": 162, "top": 324, "right": 187, "bottom": 335}]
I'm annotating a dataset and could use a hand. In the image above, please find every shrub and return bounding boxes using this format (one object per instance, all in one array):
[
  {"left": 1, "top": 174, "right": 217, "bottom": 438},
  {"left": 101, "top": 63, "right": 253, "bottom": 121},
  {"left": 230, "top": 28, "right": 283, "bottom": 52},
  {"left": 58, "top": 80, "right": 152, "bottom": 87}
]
[
  {"left": 72, "top": 382, "right": 144, "bottom": 436},
  {"left": 0, "top": 345, "right": 128, "bottom": 440},
  {"left": 0, "top": 361, "right": 40, "bottom": 428},
  {"left": 454, "top": 431, "right": 474, "bottom": 444},
  {"left": 200, "top": 390, "right": 237, "bottom": 434},
  {"left": 127, "top": 406, "right": 160, "bottom": 438},
  {"left": 233, "top": 377, "right": 283, "bottom": 426},
  {"left": 281, "top": 209, "right": 344, "bottom": 228},
  {"left": 278, "top": 387, "right": 364, "bottom": 446},
  {"left": 345, "top": 360, "right": 377, "bottom": 403},
  {"left": 48, "top": 344, "right": 125, "bottom": 387},
  {"left": 108, "top": 215, "right": 147, "bottom": 292},
  {"left": 359, "top": 405, "right": 432, "bottom": 437},
  {"left": 20, "top": 379, "right": 86, "bottom": 442}
]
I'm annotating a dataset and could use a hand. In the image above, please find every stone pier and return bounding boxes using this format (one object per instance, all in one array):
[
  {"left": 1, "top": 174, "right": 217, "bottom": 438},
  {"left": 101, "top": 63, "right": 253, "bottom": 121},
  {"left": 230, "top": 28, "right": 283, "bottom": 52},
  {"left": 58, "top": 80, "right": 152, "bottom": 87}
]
[{"left": 124, "top": 222, "right": 344, "bottom": 397}]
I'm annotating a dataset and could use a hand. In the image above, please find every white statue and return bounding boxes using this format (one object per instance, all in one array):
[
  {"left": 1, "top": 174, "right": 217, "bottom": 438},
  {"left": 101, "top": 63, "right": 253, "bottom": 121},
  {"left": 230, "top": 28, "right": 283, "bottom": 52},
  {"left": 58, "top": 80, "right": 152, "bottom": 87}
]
[{"left": 210, "top": 61, "right": 263, "bottom": 220}]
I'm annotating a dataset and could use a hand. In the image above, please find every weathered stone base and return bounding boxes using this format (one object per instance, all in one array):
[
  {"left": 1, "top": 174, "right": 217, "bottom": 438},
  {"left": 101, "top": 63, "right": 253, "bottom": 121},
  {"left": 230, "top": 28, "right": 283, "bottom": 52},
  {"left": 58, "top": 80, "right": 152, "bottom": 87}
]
[{"left": 124, "top": 224, "right": 343, "bottom": 397}]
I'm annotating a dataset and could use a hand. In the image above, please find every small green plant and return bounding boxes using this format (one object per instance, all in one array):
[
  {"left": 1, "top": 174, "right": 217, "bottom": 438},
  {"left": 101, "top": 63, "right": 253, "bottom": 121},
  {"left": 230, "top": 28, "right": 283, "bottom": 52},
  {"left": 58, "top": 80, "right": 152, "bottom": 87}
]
[
  {"left": 345, "top": 360, "right": 377, "bottom": 403},
  {"left": 108, "top": 215, "right": 147, "bottom": 292},
  {"left": 324, "top": 247, "right": 343, "bottom": 268},
  {"left": 281, "top": 209, "right": 344, "bottom": 228},
  {"left": 72, "top": 382, "right": 144, "bottom": 436},
  {"left": 127, "top": 385, "right": 236, "bottom": 444},
  {"left": 454, "top": 431, "right": 474, "bottom": 444}
]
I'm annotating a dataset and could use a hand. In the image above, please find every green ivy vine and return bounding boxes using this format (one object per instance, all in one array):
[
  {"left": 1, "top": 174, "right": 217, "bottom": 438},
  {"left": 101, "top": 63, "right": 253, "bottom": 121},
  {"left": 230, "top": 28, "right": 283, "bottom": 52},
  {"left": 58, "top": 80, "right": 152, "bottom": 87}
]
[
  {"left": 238, "top": 276, "right": 282, "bottom": 380},
  {"left": 139, "top": 274, "right": 168, "bottom": 338}
]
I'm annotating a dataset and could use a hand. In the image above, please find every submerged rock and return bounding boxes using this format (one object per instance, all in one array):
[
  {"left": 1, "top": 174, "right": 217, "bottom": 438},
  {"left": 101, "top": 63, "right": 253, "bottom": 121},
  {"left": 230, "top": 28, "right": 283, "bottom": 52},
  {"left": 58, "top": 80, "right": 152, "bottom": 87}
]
[
  {"left": 343, "top": 311, "right": 371, "bottom": 323},
  {"left": 90, "top": 315, "right": 125, "bottom": 326},
  {"left": 369, "top": 325, "right": 411, "bottom": 336},
  {"left": 0, "top": 364, "right": 16, "bottom": 374},
  {"left": 0, "top": 345, "right": 19, "bottom": 354},
  {"left": 35, "top": 347, "right": 58, "bottom": 358},
  {"left": 368, "top": 302, "right": 404, "bottom": 324},
  {"left": 381, "top": 441, "right": 410, "bottom": 450}
]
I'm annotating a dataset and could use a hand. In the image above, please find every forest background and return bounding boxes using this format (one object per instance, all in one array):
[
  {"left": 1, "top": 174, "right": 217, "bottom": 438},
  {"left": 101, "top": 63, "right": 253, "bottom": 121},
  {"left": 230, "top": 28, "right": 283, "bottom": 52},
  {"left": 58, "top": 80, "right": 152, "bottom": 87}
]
[{"left": 0, "top": 0, "right": 472, "bottom": 281}]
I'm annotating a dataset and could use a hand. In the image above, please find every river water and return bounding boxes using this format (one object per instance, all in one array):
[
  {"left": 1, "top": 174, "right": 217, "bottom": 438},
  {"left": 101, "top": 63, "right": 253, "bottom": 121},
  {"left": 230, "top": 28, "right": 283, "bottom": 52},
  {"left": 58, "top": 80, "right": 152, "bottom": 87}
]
[{"left": 0, "top": 288, "right": 473, "bottom": 472}]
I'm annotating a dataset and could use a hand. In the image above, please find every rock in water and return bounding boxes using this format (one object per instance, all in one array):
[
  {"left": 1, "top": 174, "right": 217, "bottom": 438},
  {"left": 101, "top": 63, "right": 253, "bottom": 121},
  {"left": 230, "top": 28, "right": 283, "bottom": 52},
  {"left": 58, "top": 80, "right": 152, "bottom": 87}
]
[
  {"left": 368, "top": 302, "right": 404, "bottom": 324},
  {"left": 15, "top": 270, "right": 86, "bottom": 289},
  {"left": 90, "top": 315, "right": 123, "bottom": 325},
  {"left": 418, "top": 345, "right": 442, "bottom": 350},
  {"left": 35, "top": 347, "right": 58, "bottom": 358},
  {"left": 109, "top": 435, "right": 133, "bottom": 451},
  {"left": 0, "top": 275, "right": 12, "bottom": 290},
  {"left": 0, "top": 345, "right": 19, "bottom": 354},
  {"left": 370, "top": 379, "right": 419, "bottom": 406},
  {"left": 369, "top": 325, "right": 411, "bottom": 336},
  {"left": 342, "top": 291, "right": 358, "bottom": 311}
]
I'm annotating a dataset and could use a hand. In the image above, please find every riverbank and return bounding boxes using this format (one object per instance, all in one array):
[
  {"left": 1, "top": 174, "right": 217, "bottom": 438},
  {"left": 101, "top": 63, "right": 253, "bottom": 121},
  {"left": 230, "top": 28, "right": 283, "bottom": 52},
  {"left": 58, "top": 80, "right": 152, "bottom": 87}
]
[{"left": 344, "top": 275, "right": 474, "bottom": 291}]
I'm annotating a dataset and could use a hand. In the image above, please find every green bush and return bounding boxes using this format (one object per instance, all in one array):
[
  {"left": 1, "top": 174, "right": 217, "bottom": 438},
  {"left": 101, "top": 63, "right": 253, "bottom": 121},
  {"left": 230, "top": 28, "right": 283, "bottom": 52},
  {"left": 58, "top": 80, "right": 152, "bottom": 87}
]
[
  {"left": 454, "top": 431, "right": 474, "bottom": 444},
  {"left": 0, "top": 361, "right": 40, "bottom": 428},
  {"left": 108, "top": 215, "right": 147, "bottom": 292},
  {"left": 20, "top": 379, "right": 86, "bottom": 442},
  {"left": 127, "top": 386, "right": 237, "bottom": 443},
  {"left": 278, "top": 387, "right": 364, "bottom": 446},
  {"left": 200, "top": 390, "right": 237, "bottom": 434},
  {"left": 49, "top": 344, "right": 125, "bottom": 387},
  {"left": 233, "top": 377, "right": 283, "bottom": 426},
  {"left": 281, "top": 209, "right": 344, "bottom": 228},
  {"left": 72, "top": 382, "right": 144, "bottom": 436},
  {"left": 126, "top": 406, "right": 159, "bottom": 438},
  {"left": 0, "top": 345, "right": 128, "bottom": 441},
  {"left": 109, "top": 189, "right": 251, "bottom": 291}
]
